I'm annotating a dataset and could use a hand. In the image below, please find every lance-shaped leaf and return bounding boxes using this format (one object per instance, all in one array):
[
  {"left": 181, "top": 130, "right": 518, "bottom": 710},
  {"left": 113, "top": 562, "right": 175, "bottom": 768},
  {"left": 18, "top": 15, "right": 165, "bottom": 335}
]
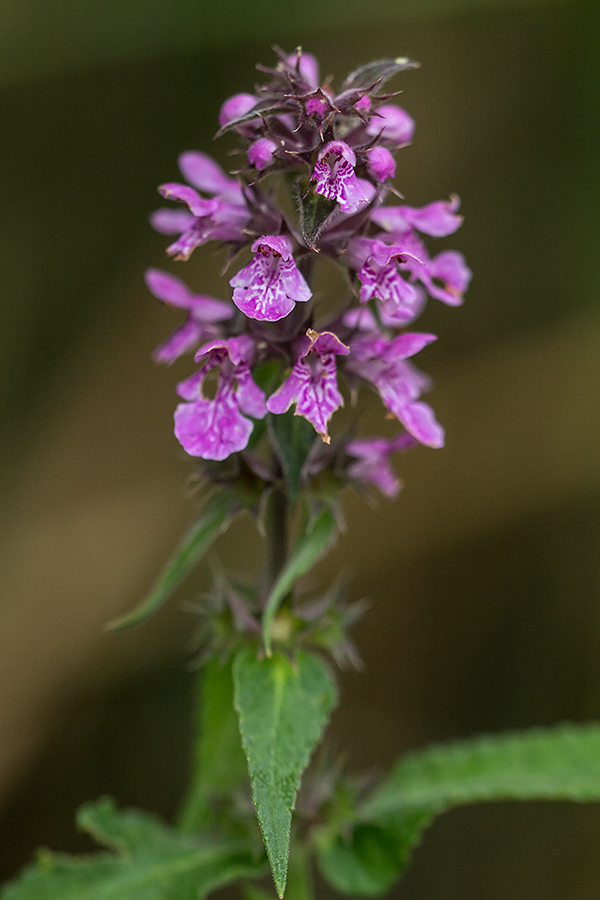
[
  {"left": 179, "top": 657, "right": 249, "bottom": 832},
  {"left": 0, "top": 797, "right": 264, "bottom": 900},
  {"left": 340, "top": 58, "right": 419, "bottom": 93},
  {"left": 106, "top": 490, "right": 232, "bottom": 631},
  {"left": 317, "top": 723, "right": 600, "bottom": 896},
  {"left": 233, "top": 648, "right": 338, "bottom": 897},
  {"left": 262, "top": 505, "right": 338, "bottom": 656},
  {"left": 362, "top": 723, "right": 600, "bottom": 820}
]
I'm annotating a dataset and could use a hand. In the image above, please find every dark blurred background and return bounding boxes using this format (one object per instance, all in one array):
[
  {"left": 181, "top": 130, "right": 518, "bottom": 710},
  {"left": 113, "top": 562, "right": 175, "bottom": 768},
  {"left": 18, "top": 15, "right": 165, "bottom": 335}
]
[{"left": 1, "top": 0, "right": 600, "bottom": 896}]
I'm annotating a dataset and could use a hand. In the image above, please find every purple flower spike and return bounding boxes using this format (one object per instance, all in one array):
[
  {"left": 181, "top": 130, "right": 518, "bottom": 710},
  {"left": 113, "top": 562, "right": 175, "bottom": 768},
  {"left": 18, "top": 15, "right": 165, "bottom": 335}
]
[
  {"left": 267, "top": 328, "right": 349, "bottom": 443},
  {"left": 230, "top": 235, "right": 312, "bottom": 321},
  {"left": 366, "top": 105, "right": 415, "bottom": 145},
  {"left": 173, "top": 337, "right": 266, "bottom": 461},
  {"left": 346, "top": 432, "right": 416, "bottom": 498},
  {"left": 311, "top": 141, "right": 370, "bottom": 215},
  {"left": 145, "top": 268, "right": 233, "bottom": 363}
]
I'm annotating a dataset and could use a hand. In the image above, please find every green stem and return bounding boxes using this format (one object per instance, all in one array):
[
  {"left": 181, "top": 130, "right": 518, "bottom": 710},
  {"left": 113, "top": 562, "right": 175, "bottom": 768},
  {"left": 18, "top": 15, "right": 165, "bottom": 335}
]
[
  {"left": 264, "top": 485, "right": 288, "bottom": 595},
  {"left": 285, "top": 839, "right": 315, "bottom": 900},
  {"left": 177, "top": 658, "right": 248, "bottom": 832}
]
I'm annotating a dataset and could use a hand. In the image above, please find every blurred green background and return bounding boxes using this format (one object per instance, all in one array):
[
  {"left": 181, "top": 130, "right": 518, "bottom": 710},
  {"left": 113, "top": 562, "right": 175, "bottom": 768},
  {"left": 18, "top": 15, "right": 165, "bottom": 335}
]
[{"left": 1, "top": 0, "right": 600, "bottom": 896}]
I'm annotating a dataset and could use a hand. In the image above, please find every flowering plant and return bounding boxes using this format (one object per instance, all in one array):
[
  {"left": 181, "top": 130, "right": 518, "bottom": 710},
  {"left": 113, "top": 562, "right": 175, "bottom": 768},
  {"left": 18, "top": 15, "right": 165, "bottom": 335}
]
[{"left": 4, "top": 47, "right": 600, "bottom": 900}]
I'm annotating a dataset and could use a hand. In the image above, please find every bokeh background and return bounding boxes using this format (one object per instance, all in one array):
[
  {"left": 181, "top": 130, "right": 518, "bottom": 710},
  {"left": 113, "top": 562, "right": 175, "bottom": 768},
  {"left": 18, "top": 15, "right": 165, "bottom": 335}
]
[{"left": 1, "top": 0, "right": 599, "bottom": 896}]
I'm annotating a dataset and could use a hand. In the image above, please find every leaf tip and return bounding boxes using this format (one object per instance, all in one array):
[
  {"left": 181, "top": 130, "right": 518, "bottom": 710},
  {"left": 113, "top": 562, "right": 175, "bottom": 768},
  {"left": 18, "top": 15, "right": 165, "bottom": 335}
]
[
  {"left": 103, "top": 614, "right": 127, "bottom": 633},
  {"left": 273, "top": 867, "right": 287, "bottom": 899}
]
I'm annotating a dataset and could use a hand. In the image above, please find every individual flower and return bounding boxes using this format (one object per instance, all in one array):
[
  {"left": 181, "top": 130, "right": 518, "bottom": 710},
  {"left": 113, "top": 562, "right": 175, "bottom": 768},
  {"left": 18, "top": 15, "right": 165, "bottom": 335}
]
[
  {"left": 173, "top": 336, "right": 266, "bottom": 460},
  {"left": 218, "top": 93, "right": 258, "bottom": 129},
  {"left": 304, "top": 93, "right": 330, "bottom": 120},
  {"left": 386, "top": 229, "right": 471, "bottom": 308},
  {"left": 311, "top": 141, "right": 371, "bottom": 215},
  {"left": 366, "top": 146, "right": 396, "bottom": 182},
  {"left": 366, "top": 104, "right": 415, "bottom": 145},
  {"left": 353, "top": 94, "right": 371, "bottom": 116},
  {"left": 248, "top": 137, "right": 278, "bottom": 171},
  {"left": 348, "top": 331, "right": 444, "bottom": 448},
  {"left": 348, "top": 237, "right": 424, "bottom": 323},
  {"left": 417, "top": 250, "right": 472, "bottom": 306},
  {"left": 230, "top": 235, "right": 312, "bottom": 321},
  {"left": 145, "top": 268, "right": 233, "bottom": 363},
  {"left": 371, "top": 196, "right": 464, "bottom": 237},
  {"left": 346, "top": 432, "right": 416, "bottom": 498},
  {"left": 267, "top": 329, "right": 349, "bottom": 443},
  {"left": 286, "top": 50, "right": 320, "bottom": 90},
  {"left": 178, "top": 150, "right": 245, "bottom": 203},
  {"left": 151, "top": 151, "right": 250, "bottom": 259}
]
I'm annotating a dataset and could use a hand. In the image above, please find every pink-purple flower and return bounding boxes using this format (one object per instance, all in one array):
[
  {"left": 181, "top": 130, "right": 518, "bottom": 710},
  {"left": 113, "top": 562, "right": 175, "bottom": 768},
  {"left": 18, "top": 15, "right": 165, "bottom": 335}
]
[
  {"left": 366, "top": 104, "right": 415, "bottom": 145},
  {"left": 145, "top": 268, "right": 233, "bottom": 363},
  {"left": 311, "top": 141, "right": 371, "bottom": 215},
  {"left": 151, "top": 151, "right": 250, "bottom": 260},
  {"left": 286, "top": 50, "right": 320, "bottom": 90},
  {"left": 348, "top": 331, "right": 444, "bottom": 448},
  {"left": 348, "top": 237, "right": 424, "bottom": 323},
  {"left": 267, "top": 330, "right": 349, "bottom": 443},
  {"left": 248, "top": 137, "right": 278, "bottom": 171},
  {"left": 346, "top": 433, "right": 416, "bottom": 498},
  {"left": 366, "top": 146, "right": 396, "bottom": 183},
  {"left": 371, "top": 196, "right": 464, "bottom": 238},
  {"left": 230, "top": 235, "right": 311, "bottom": 321},
  {"left": 173, "top": 336, "right": 266, "bottom": 460},
  {"left": 218, "top": 93, "right": 258, "bottom": 129}
]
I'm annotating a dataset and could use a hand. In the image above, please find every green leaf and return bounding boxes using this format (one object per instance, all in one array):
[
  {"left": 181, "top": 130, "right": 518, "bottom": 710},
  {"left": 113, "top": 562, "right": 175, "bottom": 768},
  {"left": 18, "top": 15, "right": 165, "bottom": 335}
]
[
  {"left": 262, "top": 506, "right": 338, "bottom": 656},
  {"left": 1, "top": 797, "right": 263, "bottom": 900},
  {"left": 317, "top": 724, "right": 600, "bottom": 896},
  {"left": 233, "top": 648, "right": 338, "bottom": 897},
  {"left": 106, "top": 490, "right": 232, "bottom": 632},
  {"left": 362, "top": 723, "right": 600, "bottom": 821},
  {"left": 317, "top": 814, "right": 433, "bottom": 897},
  {"left": 340, "top": 57, "right": 419, "bottom": 94},
  {"left": 268, "top": 409, "right": 317, "bottom": 505},
  {"left": 179, "top": 658, "right": 249, "bottom": 832}
]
